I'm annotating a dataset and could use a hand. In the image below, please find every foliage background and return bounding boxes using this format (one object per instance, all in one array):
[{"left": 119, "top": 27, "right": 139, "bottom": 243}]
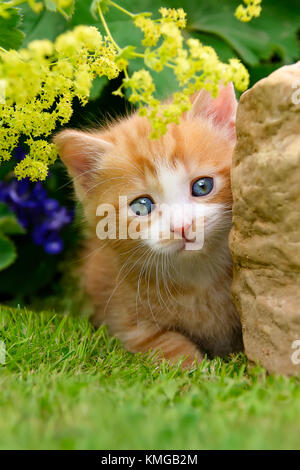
[{"left": 0, "top": 0, "right": 299, "bottom": 306}]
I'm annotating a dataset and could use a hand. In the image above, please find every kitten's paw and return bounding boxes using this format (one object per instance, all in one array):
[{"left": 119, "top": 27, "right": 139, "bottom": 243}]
[
  {"left": 178, "top": 348, "right": 203, "bottom": 370},
  {"left": 162, "top": 335, "right": 203, "bottom": 369},
  {"left": 123, "top": 325, "right": 203, "bottom": 369}
]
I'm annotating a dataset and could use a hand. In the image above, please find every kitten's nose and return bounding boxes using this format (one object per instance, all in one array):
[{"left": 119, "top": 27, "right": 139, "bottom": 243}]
[{"left": 171, "top": 223, "right": 191, "bottom": 239}]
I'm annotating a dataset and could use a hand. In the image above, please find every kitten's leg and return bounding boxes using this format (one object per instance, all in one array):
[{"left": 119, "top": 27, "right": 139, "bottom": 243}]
[{"left": 113, "top": 320, "right": 203, "bottom": 368}]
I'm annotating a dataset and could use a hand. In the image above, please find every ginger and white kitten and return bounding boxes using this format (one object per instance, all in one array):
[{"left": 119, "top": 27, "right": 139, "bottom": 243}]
[{"left": 55, "top": 83, "right": 243, "bottom": 367}]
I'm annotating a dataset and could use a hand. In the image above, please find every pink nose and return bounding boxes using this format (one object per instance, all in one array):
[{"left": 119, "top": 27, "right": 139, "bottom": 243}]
[{"left": 170, "top": 223, "right": 191, "bottom": 239}]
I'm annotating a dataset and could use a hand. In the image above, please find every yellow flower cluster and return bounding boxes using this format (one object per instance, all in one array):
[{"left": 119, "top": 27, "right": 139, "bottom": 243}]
[
  {"left": 134, "top": 15, "right": 161, "bottom": 47},
  {"left": 159, "top": 7, "right": 186, "bottom": 28},
  {"left": 0, "top": 26, "right": 119, "bottom": 181},
  {"left": 128, "top": 8, "right": 249, "bottom": 138},
  {"left": 235, "top": 0, "right": 262, "bottom": 22},
  {"left": 1, "top": 2, "right": 251, "bottom": 179},
  {"left": 14, "top": 140, "right": 57, "bottom": 181}
]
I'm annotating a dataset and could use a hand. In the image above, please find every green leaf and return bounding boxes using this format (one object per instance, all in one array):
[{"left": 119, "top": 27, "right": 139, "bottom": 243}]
[
  {"left": 0, "top": 203, "right": 25, "bottom": 235},
  {"left": 248, "top": 63, "right": 280, "bottom": 88},
  {"left": 19, "top": 4, "right": 67, "bottom": 46},
  {"left": 44, "top": 0, "right": 74, "bottom": 19},
  {"left": 0, "top": 7, "right": 24, "bottom": 50},
  {"left": 44, "top": 0, "right": 59, "bottom": 11},
  {"left": 0, "top": 234, "right": 16, "bottom": 271},
  {"left": 185, "top": 2, "right": 271, "bottom": 66},
  {"left": 0, "top": 242, "right": 57, "bottom": 296},
  {"left": 185, "top": 0, "right": 300, "bottom": 66},
  {"left": 89, "top": 76, "right": 108, "bottom": 100}
]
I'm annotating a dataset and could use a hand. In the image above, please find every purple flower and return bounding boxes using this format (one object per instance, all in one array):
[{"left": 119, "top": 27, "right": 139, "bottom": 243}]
[
  {"left": 44, "top": 232, "right": 64, "bottom": 255},
  {"left": 0, "top": 175, "right": 73, "bottom": 255}
]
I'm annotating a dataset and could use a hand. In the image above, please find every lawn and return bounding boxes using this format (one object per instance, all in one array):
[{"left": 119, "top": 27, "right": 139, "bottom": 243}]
[{"left": 0, "top": 305, "right": 299, "bottom": 450}]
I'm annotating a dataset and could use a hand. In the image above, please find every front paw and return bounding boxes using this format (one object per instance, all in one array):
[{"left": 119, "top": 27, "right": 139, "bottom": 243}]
[
  {"left": 178, "top": 348, "right": 203, "bottom": 369},
  {"left": 140, "top": 330, "right": 203, "bottom": 369}
]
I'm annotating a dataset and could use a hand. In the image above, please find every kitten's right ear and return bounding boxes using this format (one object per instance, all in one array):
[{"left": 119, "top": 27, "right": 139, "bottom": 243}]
[
  {"left": 188, "top": 83, "right": 238, "bottom": 141},
  {"left": 54, "top": 129, "right": 112, "bottom": 199}
]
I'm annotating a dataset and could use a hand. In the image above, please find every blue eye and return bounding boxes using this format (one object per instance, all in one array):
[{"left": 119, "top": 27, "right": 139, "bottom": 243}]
[
  {"left": 130, "top": 196, "right": 154, "bottom": 216},
  {"left": 191, "top": 177, "right": 214, "bottom": 197}
]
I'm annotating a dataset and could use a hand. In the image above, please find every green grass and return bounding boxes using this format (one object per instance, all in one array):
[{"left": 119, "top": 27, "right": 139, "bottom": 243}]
[{"left": 0, "top": 305, "right": 300, "bottom": 450}]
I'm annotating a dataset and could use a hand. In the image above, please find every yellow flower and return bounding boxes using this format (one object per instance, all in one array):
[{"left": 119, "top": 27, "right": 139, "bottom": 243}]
[
  {"left": 159, "top": 7, "right": 186, "bottom": 28},
  {"left": 27, "top": 40, "right": 54, "bottom": 58},
  {"left": 0, "top": 25, "right": 120, "bottom": 181},
  {"left": 128, "top": 27, "right": 249, "bottom": 138},
  {"left": 14, "top": 157, "right": 48, "bottom": 182},
  {"left": 73, "top": 25, "right": 103, "bottom": 50},
  {"left": 235, "top": 0, "right": 262, "bottom": 22},
  {"left": 134, "top": 15, "right": 161, "bottom": 47},
  {"left": 74, "top": 67, "right": 92, "bottom": 104}
]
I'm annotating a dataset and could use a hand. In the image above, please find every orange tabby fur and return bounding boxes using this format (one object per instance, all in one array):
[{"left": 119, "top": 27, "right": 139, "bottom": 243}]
[{"left": 55, "top": 85, "right": 243, "bottom": 368}]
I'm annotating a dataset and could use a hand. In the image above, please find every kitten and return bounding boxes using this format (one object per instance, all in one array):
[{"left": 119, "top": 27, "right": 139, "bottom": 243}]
[{"left": 55, "top": 83, "right": 243, "bottom": 368}]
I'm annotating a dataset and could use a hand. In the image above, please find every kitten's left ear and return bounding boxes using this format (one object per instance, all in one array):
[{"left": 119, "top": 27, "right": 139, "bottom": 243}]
[{"left": 189, "top": 83, "right": 238, "bottom": 141}]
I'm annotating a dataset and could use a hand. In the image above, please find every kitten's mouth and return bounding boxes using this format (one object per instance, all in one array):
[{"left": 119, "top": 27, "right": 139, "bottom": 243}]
[{"left": 153, "top": 236, "right": 202, "bottom": 255}]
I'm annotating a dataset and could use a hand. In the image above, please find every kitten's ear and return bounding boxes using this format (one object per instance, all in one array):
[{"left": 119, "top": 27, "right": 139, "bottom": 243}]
[
  {"left": 189, "top": 83, "right": 238, "bottom": 140},
  {"left": 54, "top": 129, "right": 112, "bottom": 199}
]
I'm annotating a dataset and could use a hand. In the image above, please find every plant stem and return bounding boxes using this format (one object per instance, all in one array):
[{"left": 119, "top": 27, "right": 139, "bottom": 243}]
[
  {"left": 97, "top": 3, "right": 121, "bottom": 52},
  {"left": 107, "top": 1, "right": 135, "bottom": 18},
  {"left": 57, "top": 6, "right": 69, "bottom": 21}
]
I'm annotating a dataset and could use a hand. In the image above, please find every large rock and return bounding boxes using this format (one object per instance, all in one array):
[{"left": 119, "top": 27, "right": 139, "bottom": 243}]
[{"left": 230, "top": 63, "right": 300, "bottom": 375}]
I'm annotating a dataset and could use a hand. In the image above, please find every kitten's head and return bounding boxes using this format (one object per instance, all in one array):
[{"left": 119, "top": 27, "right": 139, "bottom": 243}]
[{"left": 55, "top": 84, "right": 237, "bottom": 263}]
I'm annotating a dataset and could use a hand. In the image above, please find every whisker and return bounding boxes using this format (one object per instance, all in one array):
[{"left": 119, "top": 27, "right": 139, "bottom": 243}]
[{"left": 103, "top": 244, "right": 147, "bottom": 318}]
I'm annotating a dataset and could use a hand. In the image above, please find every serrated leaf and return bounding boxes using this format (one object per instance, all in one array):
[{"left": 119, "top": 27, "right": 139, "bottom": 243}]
[
  {"left": 0, "top": 7, "right": 24, "bottom": 50},
  {"left": 20, "top": 5, "right": 67, "bottom": 46},
  {"left": 0, "top": 234, "right": 16, "bottom": 271},
  {"left": 185, "top": 0, "right": 300, "bottom": 66}
]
